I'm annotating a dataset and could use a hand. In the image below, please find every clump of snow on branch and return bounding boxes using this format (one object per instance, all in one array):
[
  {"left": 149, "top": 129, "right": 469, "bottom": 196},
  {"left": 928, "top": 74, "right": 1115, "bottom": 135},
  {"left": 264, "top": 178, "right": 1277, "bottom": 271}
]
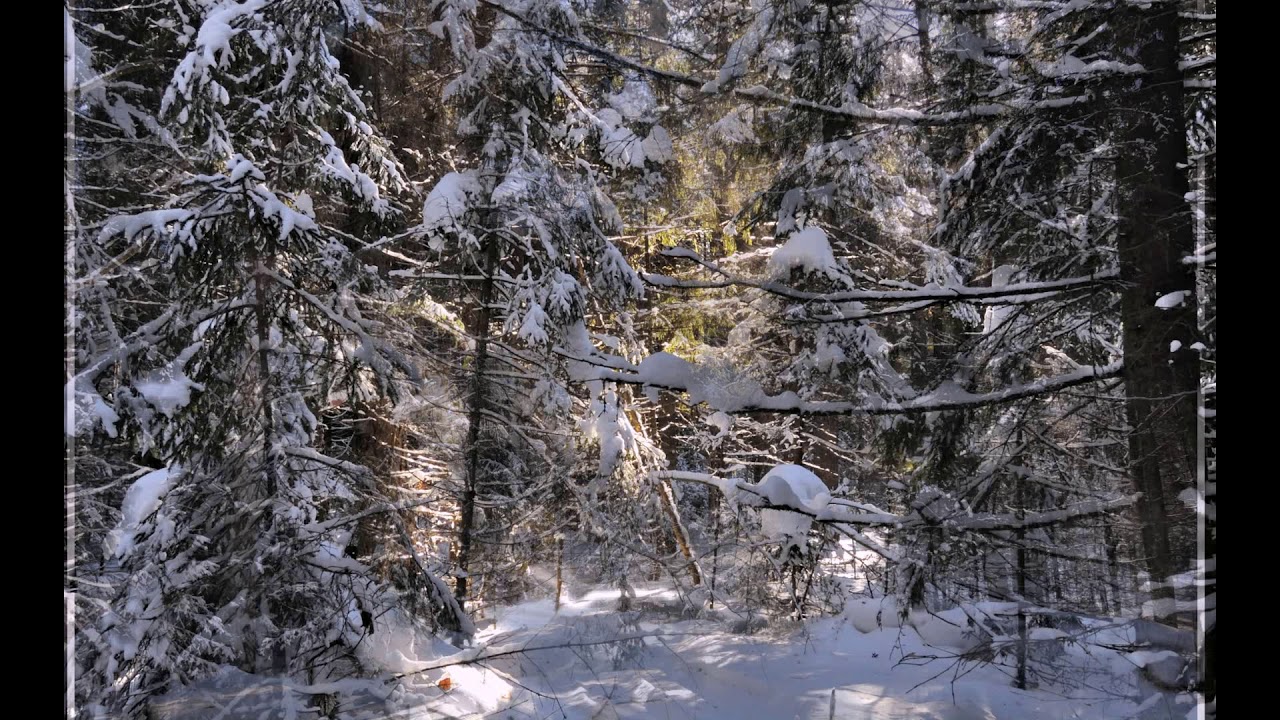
[
  {"left": 755, "top": 464, "right": 831, "bottom": 553},
  {"left": 135, "top": 343, "right": 205, "bottom": 418},
  {"left": 422, "top": 171, "right": 482, "bottom": 250},
  {"left": 769, "top": 227, "right": 842, "bottom": 282},
  {"left": 104, "top": 466, "right": 181, "bottom": 558},
  {"left": 1155, "top": 290, "right": 1188, "bottom": 309},
  {"left": 606, "top": 79, "right": 657, "bottom": 122}
]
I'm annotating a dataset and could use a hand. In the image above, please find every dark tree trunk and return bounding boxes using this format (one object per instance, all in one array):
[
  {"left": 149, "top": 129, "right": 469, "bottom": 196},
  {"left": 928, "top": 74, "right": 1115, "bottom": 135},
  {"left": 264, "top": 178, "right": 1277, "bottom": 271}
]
[
  {"left": 456, "top": 235, "right": 500, "bottom": 608},
  {"left": 1104, "top": 522, "right": 1122, "bottom": 615},
  {"left": 1111, "top": 3, "right": 1200, "bottom": 617},
  {"left": 1014, "top": 431, "right": 1028, "bottom": 690}
]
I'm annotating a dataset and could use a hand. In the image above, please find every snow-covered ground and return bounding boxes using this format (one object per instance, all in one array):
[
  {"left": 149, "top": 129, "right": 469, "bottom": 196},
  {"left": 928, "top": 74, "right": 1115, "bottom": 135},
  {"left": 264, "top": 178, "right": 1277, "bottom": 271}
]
[{"left": 152, "top": 581, "right": 1192, "bottom": 719}]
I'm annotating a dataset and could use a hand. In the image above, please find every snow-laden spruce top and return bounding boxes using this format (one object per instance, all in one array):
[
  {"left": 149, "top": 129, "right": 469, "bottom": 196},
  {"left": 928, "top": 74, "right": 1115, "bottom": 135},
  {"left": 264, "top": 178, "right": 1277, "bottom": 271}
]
[{"left": 768, "top": 227, "right": 841, "bottom": 281}]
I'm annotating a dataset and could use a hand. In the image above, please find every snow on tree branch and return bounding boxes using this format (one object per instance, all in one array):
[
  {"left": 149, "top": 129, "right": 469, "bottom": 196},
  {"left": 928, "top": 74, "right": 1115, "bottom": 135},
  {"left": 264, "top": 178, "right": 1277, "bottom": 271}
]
[
  {"left": 475, "top": 0, "right": 1091, "bottom": 128},
  {"left": 579, "top": 348, "right": 1122, "bottom": 417},
  {"left": 642, "top": 248, "right": 1117, "bottom": 305}
]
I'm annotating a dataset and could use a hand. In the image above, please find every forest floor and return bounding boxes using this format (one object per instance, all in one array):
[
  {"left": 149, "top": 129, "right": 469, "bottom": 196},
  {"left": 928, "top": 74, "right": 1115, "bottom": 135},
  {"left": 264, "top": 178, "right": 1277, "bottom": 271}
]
[{"left": 153, "top": 581, "right": 1194, "bottom": 719}]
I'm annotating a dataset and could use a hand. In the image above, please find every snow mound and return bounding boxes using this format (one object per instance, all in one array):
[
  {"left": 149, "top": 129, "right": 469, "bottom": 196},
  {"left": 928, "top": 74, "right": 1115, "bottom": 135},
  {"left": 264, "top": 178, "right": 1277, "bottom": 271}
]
[
  {"left": 1127, "top": 649, "right": 1180, "bottom": 669},
  {"left": 908, "top": 608, "right": 985, "bottom": 651},
  {"left": 847, "top": 596, "right": 903, "bottom": 633}
]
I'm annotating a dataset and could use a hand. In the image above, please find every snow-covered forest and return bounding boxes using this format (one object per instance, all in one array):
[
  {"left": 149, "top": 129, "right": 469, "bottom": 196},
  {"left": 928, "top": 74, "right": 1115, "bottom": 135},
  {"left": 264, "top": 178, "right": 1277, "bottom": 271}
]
[{"left": 64, "top": 1, "right": 1215, "bottom": 718}]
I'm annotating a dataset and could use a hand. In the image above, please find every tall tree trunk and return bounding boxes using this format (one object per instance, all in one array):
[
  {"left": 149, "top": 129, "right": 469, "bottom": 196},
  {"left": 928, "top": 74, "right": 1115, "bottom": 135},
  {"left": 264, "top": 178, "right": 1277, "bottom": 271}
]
[
  {"left": 250, "top": 253, "right": 285, "bottom": 673},
  {"left": 456, "top": 235, "right": 500, "bottom": 608},
  {"left": 1014, "top": 431, "right": 1028, "bottom": 690},
  {"left": 914, "top": 1, "right": 935, "bottom": 90},
  {"left": 1112, "top": 3, "right": 1199, "bottom": 620},
  {"left": 252, "top": 256, "right": 279, "bottom": 499}
]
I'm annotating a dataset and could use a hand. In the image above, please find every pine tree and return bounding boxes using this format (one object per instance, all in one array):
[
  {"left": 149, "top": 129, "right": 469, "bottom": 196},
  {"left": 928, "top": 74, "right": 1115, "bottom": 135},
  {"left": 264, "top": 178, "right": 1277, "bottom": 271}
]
[
  {"left": 401, "top": 0, "right": 682, "bottom": 613},
  {"left": 68, "top": 3, "right": 467, "bottom": 714}
]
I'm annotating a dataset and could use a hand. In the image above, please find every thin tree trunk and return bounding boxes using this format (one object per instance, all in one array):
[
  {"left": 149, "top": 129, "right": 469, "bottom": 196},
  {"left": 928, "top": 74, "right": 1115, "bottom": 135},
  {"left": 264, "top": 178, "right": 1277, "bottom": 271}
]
[
  {"left": 456, "top": 235, "right": 500, "bottom": 608},
  {"left": 1016, "top": 532, "right": 1028, "bottom": 690},
  {"left": 555, "top": 535, "right": 564, "bottom": 612},
  {"left": 914, "top": 1, "right": 935, "bottom": 90},
  {"left": 252, "top": 256, "right": 278, "bottom": 498},
  {"left": 1104, "top": 522, "right": 1122, "bottom": 615},
  {"left": 709, "top": 486, "right": 721, "bottom": 609},
  {"left": 250, "top": 253, "right": 285, "bottom": 674},
  {"left": 1014, "top": 431, "right": 1028, "bottom": 690},
  {"left": 658, "top": 478, "right": 702, "bottom": 586}
]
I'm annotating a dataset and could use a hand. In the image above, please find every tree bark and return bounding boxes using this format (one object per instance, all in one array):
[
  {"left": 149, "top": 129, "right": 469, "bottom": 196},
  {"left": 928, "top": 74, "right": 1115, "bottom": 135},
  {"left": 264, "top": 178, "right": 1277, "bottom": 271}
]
[
  {"left": 456, "top": 235, "right": 500, "bottom": 608},
  {"left": 1112, "top": 3, "right": 1200, "bottom": 618},
  {"left": 658, "top": 478, "right": 703, "bottom": 586}
]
